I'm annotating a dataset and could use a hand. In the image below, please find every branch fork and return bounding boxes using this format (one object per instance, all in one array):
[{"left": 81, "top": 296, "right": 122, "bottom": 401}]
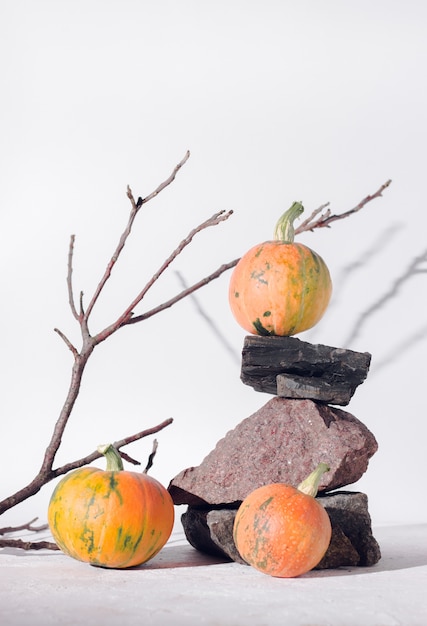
[{"left": 0, "top": 151, "right": 233, "bottom": 532}]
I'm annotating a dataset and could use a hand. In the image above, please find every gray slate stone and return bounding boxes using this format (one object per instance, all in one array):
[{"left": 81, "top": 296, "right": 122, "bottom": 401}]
[
  {"left": 241, "top": 335, "right": 371, "bottom": 405},
  {"left": 168, "top": 398, "right": 378, "bottom": 506},
  {"left": 181, "top": 491, "right": 381, "bottom": 569}
]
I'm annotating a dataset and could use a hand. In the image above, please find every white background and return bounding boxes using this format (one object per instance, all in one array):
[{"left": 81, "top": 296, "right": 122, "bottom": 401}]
[{"left": 1, "top": 0, "right": 426, "bottom": 527}]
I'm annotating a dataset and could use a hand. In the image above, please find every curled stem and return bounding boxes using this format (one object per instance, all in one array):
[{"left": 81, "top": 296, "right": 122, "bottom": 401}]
[
  {"left": 273, "top": 202, "right": 304, "bottom": 243},
  {"left": 297, "top": 462, "right": 330, "bottom": 497},
  {"left": 97, "top": 444, "right": 124, "bottom": 471}
]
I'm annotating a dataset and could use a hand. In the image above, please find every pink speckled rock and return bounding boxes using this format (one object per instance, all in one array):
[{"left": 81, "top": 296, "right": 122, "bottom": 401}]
[{"left": 168, "top": 398, "right": 378, "bottom": 506}]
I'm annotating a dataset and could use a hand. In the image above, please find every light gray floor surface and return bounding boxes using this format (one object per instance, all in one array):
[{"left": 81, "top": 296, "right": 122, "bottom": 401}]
[{"left": 1, "top": 523, "right": 426, "bottom": 625}]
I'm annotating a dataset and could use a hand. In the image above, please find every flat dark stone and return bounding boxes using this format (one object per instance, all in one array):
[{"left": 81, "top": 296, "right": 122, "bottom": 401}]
[
  {"left": 181, "top": 491, "right": 381, "bottom": 570},
  {"left": 241, "top": 335, "right": 371, "bottom": 405}
]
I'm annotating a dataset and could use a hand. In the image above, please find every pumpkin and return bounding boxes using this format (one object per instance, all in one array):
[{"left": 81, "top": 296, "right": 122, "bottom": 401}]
[
  {"left": 233, "top": 463, "right": 332, "bottom": 578},
  {"left": 48, "top": 443, "right": 174, "bottom": 568},
  {"left": 229, "top": 202, "right": 332, "bottom": 336}
]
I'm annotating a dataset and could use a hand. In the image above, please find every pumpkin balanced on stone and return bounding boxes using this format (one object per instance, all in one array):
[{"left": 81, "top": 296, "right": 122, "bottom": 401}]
[
  {"left": 48, "top": 443, "right": 174, "bottom": 568},
  {"left": 229, "top": 202, "right": 332, "bottom": 336},
  {"left": 233, "top": 463, "right": 332, "bottom": 578}
]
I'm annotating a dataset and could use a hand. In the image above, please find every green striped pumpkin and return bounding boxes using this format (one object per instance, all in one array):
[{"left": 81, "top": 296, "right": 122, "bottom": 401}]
[{"left": 48, "top": 444, "right": 174, "bottom": 568}]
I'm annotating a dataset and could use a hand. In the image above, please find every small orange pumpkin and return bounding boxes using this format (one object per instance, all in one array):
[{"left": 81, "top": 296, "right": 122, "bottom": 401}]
[
  {"left": 48, "top": 443, "right": 174, "bottom": 568},
  {"left": 229, "top": 202, "right": 332, "bottom": 336},
  {"left": 233, "top": 463, "right": 332, "bottom": 578}
]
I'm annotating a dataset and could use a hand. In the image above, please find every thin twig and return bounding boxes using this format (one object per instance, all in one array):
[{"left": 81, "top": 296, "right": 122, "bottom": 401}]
[
  {"left": 295, "top": 180, "right": 392, "bottom": 234},
  {"left": 0, "top": 152, "right": 234, "bottom": 534},
  {"left": 53, "top": 328, "right": 78, "bottom": 356},
  {"left": 67, "top": 234, "right": 79, "bottom": 321},
  {"left": 124, "top": 258, "right": 239, "bottom": 326},
  {"left": 0, "top": 517, "right": 47, "bottom": 536},
  {"left": 95, "top": 210, "right": 233, "bottom": 341},
  {"left": 140, "top": 150, "right": 190, "bottom": 205},
  {"left": 50, "top": 418, "right": 173, "bottom": 479},
  {"left": 143, "top": 439, "right": 158, "bottom": 474},
  {"left": 119, "top": 451, "right": 141, "bottom": 466},
  {"left": 84, "top": 151, "right": 190, "bottom": 322},
  {"left": 0, "top": 418, "right": 173, "bottom": 517},
  {"left": 0, "top": 538, "right": 59, "bottom": 551},
  {"left": 0, "top": 517, "right": 56, "bottom": 552},
  {"left": 296, "top": 203, "right": 331, "bottom": 233}
]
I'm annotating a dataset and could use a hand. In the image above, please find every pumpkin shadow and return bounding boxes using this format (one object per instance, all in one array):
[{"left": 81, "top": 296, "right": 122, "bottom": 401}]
[{"left": 135, "top": 542, "right": 229, "bottom": 570}]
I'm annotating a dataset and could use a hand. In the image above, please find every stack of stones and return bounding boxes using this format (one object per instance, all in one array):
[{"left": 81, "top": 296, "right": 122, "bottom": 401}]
[{"left": 168, "top": 335, "right": 381, "bottom": 569}]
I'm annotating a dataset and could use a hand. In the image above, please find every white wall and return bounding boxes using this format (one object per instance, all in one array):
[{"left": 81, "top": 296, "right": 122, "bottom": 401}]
[{"left": 1, "top": 0, "right": 426, "bottom": 527}]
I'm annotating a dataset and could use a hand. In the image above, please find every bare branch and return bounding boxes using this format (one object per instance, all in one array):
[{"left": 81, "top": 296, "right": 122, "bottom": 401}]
[
  {"left": 0, "top": 538, "right": 59, "bottom": 551},
  {"left": 0, "top": 154, "right": 235, "bottom": 535},
  {"left": 126, "top": 184, "right": 139, "bottom": 210},
  {"left": 95, "top": 210, "right": 233, "bottom": 342},
  {"left": 119, "top": 451, "right": 141, "bottom": 466},
  {"left": 0, "top": 517, "right": 47, "bottom": 536},
  {"left": 143, "top": 439, "right": 158, "bottom": 474},
  {"left": 0, "top": 418, "right": 173, "bottom": 517},
  {"left": 295, "top": 179, "right": 392, "bottom": 235},
  {"left": 124, "top": 258, "right": 239, "bottom": 326},
  {"left": 140, "top": 150, "right": 190, "bottom": 205},
  {"left": 50, "top": 418, "right": 173, "bottom": 478},
  {"left": 84, "top": 151, "right": 190, "bottom": 322},
  {"left": 66, "top": 234, "right": 80, "bottom": 320},
  {"left": 296, "top": 203, "right": 331, "bottom": 233},
  {"left": 0, "top": 518, "right": 58, "bottom": 551},
  {"left": 53, "top": 328, "right": 78, "bottom": 356}
]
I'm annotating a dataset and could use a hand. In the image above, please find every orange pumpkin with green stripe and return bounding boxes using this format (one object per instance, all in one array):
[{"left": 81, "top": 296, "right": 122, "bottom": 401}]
[
  {"left": 233, "top": 463, "right": 332, "bottom": 578},
  {"left": 48, "top": 444, "right": 174, "bottom": 568},
  {"left": 229, "top": 202, "right": 332, "bottom": 336}
]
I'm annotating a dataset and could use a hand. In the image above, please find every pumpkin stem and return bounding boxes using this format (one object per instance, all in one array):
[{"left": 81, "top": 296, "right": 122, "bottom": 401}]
[
  {"left": 97, "top": 443, "right": 124, "bottom": 471},
  {"left": 273, "top": 201, "right": 304, "bottom": 243},
  {"left": 297, "top": 462, "right": 330, "bottom": 497}
]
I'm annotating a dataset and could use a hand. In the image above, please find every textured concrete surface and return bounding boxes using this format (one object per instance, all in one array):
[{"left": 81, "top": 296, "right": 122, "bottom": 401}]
[{"left": 0, "top": 523, "right": 426, "bottom": 625}]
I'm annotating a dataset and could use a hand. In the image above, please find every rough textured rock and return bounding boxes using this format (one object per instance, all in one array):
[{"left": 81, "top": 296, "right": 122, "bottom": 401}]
[
  {"left": 241, "top": 335, "right": 371, "bottom": 405},
  {"left": 317, "top": 491, "right": 382, "bottom": 568},
  {"left": 168, "top": 398, "right": 378, "bottom": 506},
  {"left": 182, "top": 508, "right": 243, "bottom": 562},
  {"left": 181, "top": 492, "right": 381, "bottom": 569}
]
